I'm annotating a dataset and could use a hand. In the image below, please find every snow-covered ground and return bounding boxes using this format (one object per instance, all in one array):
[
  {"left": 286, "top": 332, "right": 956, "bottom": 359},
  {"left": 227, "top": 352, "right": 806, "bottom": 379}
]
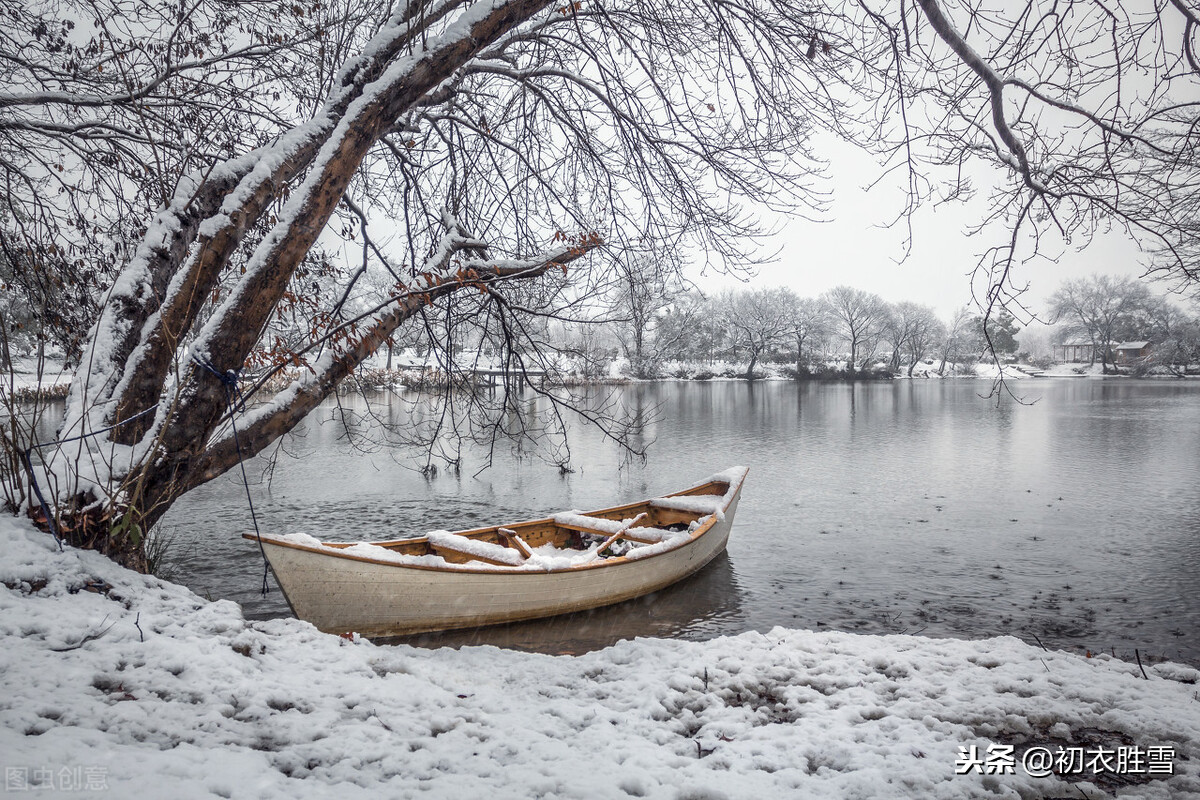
[
  {"left": 3, "top": 516, "right": 1199, "bottom": 799},
  {"left": 1038, "top": 363, "right": 1110, "bottom": 378},
  {"left": 970, "top": 362, "right": 1044, "bottom": 380}
]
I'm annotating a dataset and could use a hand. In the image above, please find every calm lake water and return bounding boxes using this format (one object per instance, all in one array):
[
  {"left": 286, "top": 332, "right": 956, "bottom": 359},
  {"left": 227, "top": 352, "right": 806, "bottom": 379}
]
[{"left": 160, "top": 379, "right": 1200, "bottom": 664}]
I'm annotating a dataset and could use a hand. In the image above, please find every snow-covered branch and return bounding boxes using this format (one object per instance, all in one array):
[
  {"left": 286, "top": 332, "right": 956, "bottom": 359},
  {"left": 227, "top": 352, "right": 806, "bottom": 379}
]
[
  {"left": 193, "top": 236, "right": 598, "bottom": 483},
  {"left": 914, "top": 0, "right": 1047, "bottom": 194}
]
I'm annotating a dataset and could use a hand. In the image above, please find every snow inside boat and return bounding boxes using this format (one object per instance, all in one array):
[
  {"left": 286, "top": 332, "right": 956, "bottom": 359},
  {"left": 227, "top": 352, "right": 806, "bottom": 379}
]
[{"left": 245, "top": 466, "right": 748, "bottom": 637}]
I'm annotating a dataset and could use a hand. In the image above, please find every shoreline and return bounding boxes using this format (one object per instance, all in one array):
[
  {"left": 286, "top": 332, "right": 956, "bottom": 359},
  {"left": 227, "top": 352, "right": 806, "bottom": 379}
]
[{"left": 5, "top": 360, "right": 1198, "bottom": 405}]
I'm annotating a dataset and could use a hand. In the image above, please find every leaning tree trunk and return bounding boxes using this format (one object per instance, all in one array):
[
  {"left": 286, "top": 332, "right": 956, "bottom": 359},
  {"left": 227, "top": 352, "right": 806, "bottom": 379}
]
[
  {"left": 744, "top": 350, "right": 759, "bottom": 381},
  {"left": 50, "top": 0, "right": 583, "bottom": 571}
]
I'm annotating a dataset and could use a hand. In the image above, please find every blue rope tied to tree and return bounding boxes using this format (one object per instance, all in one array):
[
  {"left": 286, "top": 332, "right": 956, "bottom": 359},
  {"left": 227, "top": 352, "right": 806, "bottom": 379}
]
[
  {"left": 21, "top": 447, "right": 63, "bottom": 550},
  {"left": 20, "top": 404, "right": 159, "bottom": 552},
  {"left": 191, "top": 354, "right": 270, "bottom": 597}
]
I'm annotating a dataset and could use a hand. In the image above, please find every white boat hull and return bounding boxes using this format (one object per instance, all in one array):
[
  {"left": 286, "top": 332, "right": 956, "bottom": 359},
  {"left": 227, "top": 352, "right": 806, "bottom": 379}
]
[{"left": 255, "top": 473, "right": 745, "bottom": 637}]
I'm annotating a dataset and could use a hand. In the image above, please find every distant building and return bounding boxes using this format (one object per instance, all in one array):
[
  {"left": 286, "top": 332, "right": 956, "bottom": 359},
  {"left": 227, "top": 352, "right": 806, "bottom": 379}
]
[
  {"left": 1053, "top": 339, "right": 1107, "bottom": 363},
  {"left": 1114, "top": 341, "right": 1152, "bottom": 364}
]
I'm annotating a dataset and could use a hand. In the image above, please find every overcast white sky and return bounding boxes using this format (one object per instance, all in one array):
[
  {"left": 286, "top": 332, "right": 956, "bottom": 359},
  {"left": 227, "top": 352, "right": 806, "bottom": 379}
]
[{"left": 690, "top": 134, "right": 1151, "bottom": 325}]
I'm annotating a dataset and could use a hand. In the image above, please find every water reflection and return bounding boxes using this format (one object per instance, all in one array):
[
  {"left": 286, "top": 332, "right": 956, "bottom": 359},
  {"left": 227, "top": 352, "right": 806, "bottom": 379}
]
[
  {"left": 380, "top": 552, "right": 745, "bottom": 654},
  {"left": 149, "top": 379, "right": 1200, "bottom": 664}
]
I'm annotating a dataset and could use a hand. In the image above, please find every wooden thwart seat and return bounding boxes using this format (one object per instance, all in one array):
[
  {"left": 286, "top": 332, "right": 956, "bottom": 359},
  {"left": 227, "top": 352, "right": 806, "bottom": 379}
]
[
  {"left": 554, "top": 512, "right": 657, "bottom": 554},
  {"left": 554, "top": 510, "right": 678, "bottom": 545},
  {"left": 426, "top": 530, "right": 527, "bottom": 567}
]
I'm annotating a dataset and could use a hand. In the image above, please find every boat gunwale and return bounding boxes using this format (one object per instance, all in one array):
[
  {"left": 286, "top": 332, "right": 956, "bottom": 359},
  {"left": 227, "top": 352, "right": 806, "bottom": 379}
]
[{"left": 242, "top": 472, "right": 746, "bottom": 576}]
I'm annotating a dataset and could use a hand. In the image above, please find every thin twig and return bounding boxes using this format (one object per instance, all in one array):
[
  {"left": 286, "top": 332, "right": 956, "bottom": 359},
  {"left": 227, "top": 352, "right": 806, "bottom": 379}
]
[
  {"left": 370, "top": 709, "right": 396, "bottom": 732},
  {"left": 50, "top": 615, "right": 116, "bottom": 652}
]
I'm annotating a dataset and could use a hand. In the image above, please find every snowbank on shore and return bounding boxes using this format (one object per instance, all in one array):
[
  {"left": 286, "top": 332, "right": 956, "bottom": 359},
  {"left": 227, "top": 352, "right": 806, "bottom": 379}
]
[
  {"left": 1039, "top": 363, "right": 1114, "bottom": 377},
  {"left": 3, "top": 357, "right": 72, "bottom": 398},
  {"left": 2, "top": 515, "right": 1198, "bottom": 799}
]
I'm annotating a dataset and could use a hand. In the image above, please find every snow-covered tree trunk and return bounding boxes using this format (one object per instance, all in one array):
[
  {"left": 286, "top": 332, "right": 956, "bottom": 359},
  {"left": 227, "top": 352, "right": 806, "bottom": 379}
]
[{"left": 55, "top": 0, "right": 568, "bottom": 568}]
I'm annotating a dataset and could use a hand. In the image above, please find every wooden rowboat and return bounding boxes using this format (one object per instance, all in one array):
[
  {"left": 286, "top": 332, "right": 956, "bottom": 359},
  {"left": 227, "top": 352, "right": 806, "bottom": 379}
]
[{"left": 244, "top": 466, "right": 748, "bottom": 637}]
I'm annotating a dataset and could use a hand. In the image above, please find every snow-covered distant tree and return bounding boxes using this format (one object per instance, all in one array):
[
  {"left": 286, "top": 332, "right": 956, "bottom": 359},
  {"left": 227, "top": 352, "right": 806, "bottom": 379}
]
[
  {"left": 788, "top": 297, "right": 830, "bottom": 375},
  {"left": 1014, "top": 328, "right": 1052, "bottom": 362},
  {"left": 880, "top": 305, "right": 908, "bottom": 373},
  {"left": 653, "top": 296, "right": 705, "bottom": 366},
  {"left": 611, "top": 252, "right": 691, "bottom": 379},
  {"left": 0, "top": 247, "right": 38, "bottom": 371},
  {"left": 821, "top": 287, "right": 888, "bottom": 372},
  {"left": 716, "top": 288, "right": 797, "bottom": 380},
  {"left": 657, "top": 292, "right": 723, "bottom": 366},
  {"left": 937, "top": 308, "right": 982, "bottom": 374},
  {"left": 883, "top": 303, "right": 962, "bottom": 374},
  {"left": 892, "top": 302, "right": 944, "bottom": 376},
  {"left": 1138, "top": 298, "right": 1200, "bottom": 375},
  {"left": 1140, "top": 295, "right": 1196, "bottom": 344},
  {"left": 559, "top": 320, "right": 616, "bottom": 382}
]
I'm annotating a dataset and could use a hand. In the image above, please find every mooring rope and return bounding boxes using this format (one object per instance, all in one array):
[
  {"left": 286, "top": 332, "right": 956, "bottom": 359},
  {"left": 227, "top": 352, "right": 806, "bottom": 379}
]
[{"left": 191, "top": 355, "right": 270, "bottom": 597}]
